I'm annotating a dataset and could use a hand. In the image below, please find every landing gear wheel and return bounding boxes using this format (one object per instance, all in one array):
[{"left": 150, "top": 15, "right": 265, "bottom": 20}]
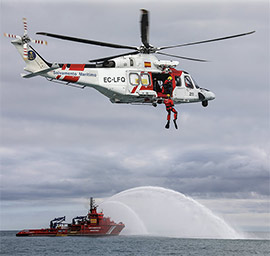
[{"left": 202, "top": 100, "right": 208, "bottom": 107}]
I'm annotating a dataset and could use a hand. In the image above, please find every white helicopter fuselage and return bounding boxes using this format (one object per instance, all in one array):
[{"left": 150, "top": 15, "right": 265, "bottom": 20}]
[{"left": 14, "top": 41, "right": 215, "bottom": 107}]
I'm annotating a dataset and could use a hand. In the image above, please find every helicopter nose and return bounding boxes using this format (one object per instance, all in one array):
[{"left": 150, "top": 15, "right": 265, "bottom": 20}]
[
  {"left": 208, "top": 91, "right": 215, "bottom": 100},
  {"left": 199, "top": 89, "right": 215, "bottom": 101}
]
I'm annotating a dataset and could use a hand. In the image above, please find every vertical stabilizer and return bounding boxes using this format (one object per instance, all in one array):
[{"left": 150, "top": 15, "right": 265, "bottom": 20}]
[{"left": 12, "top": 41, "right": 50, "bottom": 73}]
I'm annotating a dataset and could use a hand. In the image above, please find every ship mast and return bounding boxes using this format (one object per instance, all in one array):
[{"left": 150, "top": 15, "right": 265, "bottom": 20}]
[{"left": 89, "top": 197, "right": 97, "bottom": 212}]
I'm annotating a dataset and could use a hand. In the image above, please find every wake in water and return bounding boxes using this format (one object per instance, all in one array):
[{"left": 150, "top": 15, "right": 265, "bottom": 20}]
[{"left": 100, "top": 186, "right": 242, "bottom": 239}]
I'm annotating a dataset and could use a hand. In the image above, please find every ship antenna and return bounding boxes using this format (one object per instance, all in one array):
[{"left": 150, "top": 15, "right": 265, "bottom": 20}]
[{"left": 90, "top": 197, "right": 93, "bottom": 211}]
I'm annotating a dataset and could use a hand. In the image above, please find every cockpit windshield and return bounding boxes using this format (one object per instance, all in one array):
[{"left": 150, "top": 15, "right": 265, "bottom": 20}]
[
  {"left": 192, "top": 77, "right": 200, "bottom": 89},
  {"left": 184, "top": 75, "right": 200, "bottom": 89},
  {"left": 184, "top": 76, "right": 193, "bottom": 89}
]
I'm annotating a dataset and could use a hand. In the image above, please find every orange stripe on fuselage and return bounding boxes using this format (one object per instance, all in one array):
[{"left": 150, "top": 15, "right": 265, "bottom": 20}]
[
  {"left": 69, "top": 64, "right": 85, "bottom": 71},
  {"left": 131, "top": 86, "right": 138, "bottom": 93},
  {"left": 63, "top": 76, "right": 79, "bottom": 83}
]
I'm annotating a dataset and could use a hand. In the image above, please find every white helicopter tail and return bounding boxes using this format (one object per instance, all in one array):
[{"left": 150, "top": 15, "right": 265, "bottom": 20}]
[
  {"left": 12, "top": 42, "right": 50, "bottom": 73},
  {"left": 4, "top": 18, "right": 49, "bottom": 73}
]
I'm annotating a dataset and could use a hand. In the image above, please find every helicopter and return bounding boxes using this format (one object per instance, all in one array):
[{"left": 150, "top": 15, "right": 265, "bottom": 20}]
[{"left": 4, "top": 10, "right": 254, "bottom": 109}]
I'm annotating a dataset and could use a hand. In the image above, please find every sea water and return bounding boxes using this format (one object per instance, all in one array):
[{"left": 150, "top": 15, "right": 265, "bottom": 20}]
[{"left": 1, "top": 231, "right": 269, "bottom": 256}]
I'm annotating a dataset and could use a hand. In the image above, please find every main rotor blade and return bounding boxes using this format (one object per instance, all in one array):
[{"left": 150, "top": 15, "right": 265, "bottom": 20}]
[
  {"left": 89, "top": 51, "right": 139, "bottom": 63},
  {"left": 159, "top": 31, "right": 255, "bottom": 50},
  {"left": 140, "top": 9, "right": 150, "bottom": 48},
  {"left": 157, "top": 52, "right": 208, "bottom": 62},
  {"left": 36, "top": 32, "right": 138, "bottom": 50}
]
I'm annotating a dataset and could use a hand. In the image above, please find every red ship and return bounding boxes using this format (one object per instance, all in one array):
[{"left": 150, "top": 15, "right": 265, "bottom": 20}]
[{"left": 16, "top": 197, "right": 125, "bottom": 237}]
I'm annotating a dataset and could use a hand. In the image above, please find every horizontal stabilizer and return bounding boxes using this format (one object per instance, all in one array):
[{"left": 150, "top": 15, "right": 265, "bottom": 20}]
[{"left": 21, "top": 63, "right": 59, "bottom": 78}]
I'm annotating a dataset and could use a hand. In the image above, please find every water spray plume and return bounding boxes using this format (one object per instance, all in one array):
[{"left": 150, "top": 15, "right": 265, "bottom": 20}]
[{"left": 101, "top": 186, "right": 242, "bottom": 239}]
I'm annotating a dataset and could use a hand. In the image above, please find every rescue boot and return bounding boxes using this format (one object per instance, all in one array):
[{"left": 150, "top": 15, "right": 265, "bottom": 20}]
[
  {"left": 173, "top": 119, "right": 178, "bottom": 129},
  {"left": 165, "top": 120, "right": 170, "bottom": 129}
]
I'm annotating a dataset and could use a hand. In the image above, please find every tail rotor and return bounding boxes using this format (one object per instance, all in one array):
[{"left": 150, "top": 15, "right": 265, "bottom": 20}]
[
  {"left": 23, "top": 17, "right": 28, "bottom": 36},
  {"left": 4, "top": 17, "right": 47, "bottom": 60},
  {"left": 3, "top": 33, "right": 21, "bottom": 40}
]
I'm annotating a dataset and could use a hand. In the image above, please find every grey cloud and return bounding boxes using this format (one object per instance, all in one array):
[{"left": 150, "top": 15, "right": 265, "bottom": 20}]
[{"left": 1, "top": 144, "right": 268, "bottom": 202}]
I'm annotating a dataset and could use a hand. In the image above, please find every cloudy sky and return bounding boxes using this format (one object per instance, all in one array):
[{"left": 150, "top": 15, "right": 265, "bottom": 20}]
[{"left": 0, "top": 0, "right": 269, "bottom": 233}]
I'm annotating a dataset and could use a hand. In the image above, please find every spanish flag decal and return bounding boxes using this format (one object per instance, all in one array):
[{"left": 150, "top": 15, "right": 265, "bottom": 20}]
[{"left": 144, "top": 62, "right": 151, "bottom": 68}]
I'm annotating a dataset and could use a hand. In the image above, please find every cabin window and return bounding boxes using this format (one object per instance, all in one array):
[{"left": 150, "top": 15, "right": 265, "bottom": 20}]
[
  {"left": 130, "top": 58, "right": 134, "bottom": 67},
  {"left": 141, "top": 73, "right": 150, "bottom": 86},
  {"left": 103, "top": 60, "right": 115, "bottom": 68},
  {"left": 129, "top": 73, "right": 140, "bottom": 85},
  {"left": 185, "top": 76, "right": 194, "bottom": 89},
  {"left": 175, "top": 76, "right": 181, "bottom": 87}
]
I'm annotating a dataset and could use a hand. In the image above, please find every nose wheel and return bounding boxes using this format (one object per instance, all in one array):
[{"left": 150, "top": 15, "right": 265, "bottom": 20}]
[{"left": 202, "top": 100, "right": 208, "bottom": 107}]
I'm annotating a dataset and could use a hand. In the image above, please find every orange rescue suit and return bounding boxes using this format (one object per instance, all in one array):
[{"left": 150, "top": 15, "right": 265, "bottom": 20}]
[{"left": 164, "top": 98, "right": 177, "bottom": 121}]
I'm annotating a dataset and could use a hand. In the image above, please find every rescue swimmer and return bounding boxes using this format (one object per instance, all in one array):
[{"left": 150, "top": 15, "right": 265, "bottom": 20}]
[{"left": 164, "top": 94, "right": 178, "bottom": 129}]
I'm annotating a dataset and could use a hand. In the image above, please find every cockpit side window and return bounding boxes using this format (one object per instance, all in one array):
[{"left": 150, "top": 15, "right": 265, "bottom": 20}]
[
  {"left": 185, "top": 76, "right": 194, "bottom": 89},
  {"left": 175, "top": 76, "right": 181, "bottom": 87}
]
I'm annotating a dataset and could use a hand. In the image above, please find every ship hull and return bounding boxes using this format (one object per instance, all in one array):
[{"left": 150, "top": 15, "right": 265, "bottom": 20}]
[
  {"left": 16, "top": 224, "right": 125, "bottom": 237},
  {"left": 16, "top": 197, "right": 125, "bottom": 237}
]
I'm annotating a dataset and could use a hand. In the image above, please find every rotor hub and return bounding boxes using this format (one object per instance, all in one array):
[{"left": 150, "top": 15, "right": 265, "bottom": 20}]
[
  {"left": 138, "top": 45, "right": 157, "bottom": 54},
  {"left": 22, "top": 35, "right": 31, "bottom": 44}
]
